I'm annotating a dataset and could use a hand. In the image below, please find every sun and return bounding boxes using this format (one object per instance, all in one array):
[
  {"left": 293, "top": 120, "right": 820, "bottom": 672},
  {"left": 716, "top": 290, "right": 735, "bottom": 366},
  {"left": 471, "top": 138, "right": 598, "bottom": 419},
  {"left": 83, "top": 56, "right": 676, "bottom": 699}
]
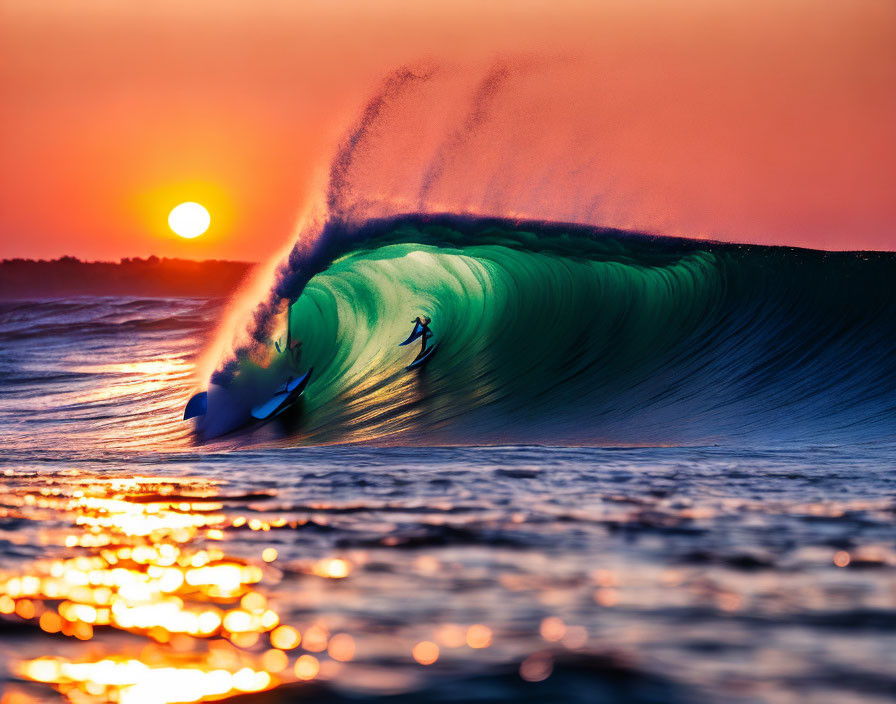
[{"left": 168, "top": 202, "right": 210, "bottom": 239}]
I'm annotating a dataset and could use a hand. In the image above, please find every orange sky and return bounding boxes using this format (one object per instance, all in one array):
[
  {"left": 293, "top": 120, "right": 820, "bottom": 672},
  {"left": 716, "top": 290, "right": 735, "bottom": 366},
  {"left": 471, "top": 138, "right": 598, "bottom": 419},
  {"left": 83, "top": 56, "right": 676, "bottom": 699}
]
[{"left": 1, "top": 0, "right": 894, "bottom": 261}]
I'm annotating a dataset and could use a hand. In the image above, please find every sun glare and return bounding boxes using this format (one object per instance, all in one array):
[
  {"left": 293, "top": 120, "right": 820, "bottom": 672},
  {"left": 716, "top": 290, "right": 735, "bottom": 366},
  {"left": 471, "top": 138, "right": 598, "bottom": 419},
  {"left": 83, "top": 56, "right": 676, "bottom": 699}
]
[{"left": 168, "top": 202, "right": 210, "bottom": 239}]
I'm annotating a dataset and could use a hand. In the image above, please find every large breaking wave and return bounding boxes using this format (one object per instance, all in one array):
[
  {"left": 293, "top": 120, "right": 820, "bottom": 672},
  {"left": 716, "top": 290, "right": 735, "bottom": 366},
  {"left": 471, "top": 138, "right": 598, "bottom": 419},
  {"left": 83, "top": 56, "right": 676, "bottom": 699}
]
[
  {"left": 198, "top": 65, "right": 896, "bottom": 445},
  {"left": 201, "top": 214, "right": 896, "bottom": 445}
]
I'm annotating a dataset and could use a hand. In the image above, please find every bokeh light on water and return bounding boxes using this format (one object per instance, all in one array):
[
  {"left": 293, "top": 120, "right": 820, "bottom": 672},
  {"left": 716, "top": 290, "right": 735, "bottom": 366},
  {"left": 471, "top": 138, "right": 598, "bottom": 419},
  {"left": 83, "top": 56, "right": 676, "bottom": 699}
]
[
  {"left": 1, "top": 450, "right": 895, "bottom": 704},
  {"left": 0, "top": 473, "right": 363, "bottom": 703},
  {"left": 0, "top": 478, "right": 249, "bottom": 700},
  {"left": 1, "top": 468, "right": 598, "bottom": 704}
]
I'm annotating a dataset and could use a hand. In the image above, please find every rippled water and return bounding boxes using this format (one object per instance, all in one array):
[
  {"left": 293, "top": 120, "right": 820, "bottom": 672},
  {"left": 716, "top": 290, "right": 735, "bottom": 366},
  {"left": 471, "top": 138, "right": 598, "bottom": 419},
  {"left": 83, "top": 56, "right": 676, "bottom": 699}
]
[{"left": 0, "top": 299, "right": 894, "bottom": 704}]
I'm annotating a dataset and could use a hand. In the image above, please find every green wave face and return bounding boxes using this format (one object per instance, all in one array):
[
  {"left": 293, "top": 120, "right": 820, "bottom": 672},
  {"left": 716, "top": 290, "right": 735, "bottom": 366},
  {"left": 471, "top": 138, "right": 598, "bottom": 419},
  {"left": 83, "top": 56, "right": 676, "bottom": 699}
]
[
  {"left": 241, "top": 222, "right": 723, "bottom": 443},
  {"left": 211, "top": 217, "right": 896, "bottom": 445}
]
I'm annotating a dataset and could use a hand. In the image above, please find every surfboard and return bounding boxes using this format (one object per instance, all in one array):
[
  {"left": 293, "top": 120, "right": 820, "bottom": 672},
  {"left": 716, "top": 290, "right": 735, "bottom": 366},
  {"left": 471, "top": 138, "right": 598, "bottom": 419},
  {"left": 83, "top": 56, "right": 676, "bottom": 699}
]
[
  {"left": 250, "top": 368, "right": 313, "bottom": 421},
  {"left": 279, "top": 370, "right": 312, "bottom": 396},
  {"left": 183, "top": 391, "right": 207, "bottom": 420},
  {"left": 399, "top": 321, "right": 425, "bottom": 346},
  {"left": 251, "top": 390, "right": 289, "bottom": 420},
  {"left": 407, "top": 344, "right": 437, "bottom": 370},
  {"left": 399, "top": 330, "right": 432, "bottom": 346}
]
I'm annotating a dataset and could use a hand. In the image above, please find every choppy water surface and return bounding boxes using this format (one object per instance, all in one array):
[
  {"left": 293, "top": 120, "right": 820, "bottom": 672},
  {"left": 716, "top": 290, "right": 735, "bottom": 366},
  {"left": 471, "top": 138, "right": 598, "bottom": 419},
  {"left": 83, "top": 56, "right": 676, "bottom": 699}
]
[{"left": 0, "top": 298, "right": 894, "bottom": 704}]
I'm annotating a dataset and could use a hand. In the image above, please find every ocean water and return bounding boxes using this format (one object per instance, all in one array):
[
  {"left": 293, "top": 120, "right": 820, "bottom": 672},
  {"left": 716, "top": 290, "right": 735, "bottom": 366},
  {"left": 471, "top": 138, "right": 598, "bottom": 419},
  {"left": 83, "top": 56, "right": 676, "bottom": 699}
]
[{"left": 0, "top": 296, "right": 894, "bottom": 704}]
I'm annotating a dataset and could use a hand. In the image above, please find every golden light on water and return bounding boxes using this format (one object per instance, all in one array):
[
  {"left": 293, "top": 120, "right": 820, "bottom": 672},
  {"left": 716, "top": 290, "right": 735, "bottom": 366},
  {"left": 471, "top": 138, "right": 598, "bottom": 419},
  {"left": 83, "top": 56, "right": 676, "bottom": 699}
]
[
  {"left": 465, "top": 624, "right": 493, "bottom": 649},
  {"left": 293, "top": 654, "right": 320, "bottom": 681},
  {"left": 301, "top": 623, "right": 330, "bottom": 652},
  {"left": 0, "top": 474, "right": 357, "bottom": 704},
  {"left": 0, "top": 471, "right": 540, "bottom": 704},
  {"left": 327, "top": 633, "right": 356, "bottom": 662},
  {"left": 270, "top": 625, "right": 301, "bottom": 650},
  {"left": 412, "top": 641, "right": 439, "bottom": 666},
  {"left": 0, "top": 538, "right": 275, "bottom": 642},
  {"left": 20, "top": 658, "right": 272, "bottom": 704},
  {"left": 3, "top": 461, "right": 873, "bottom": 702},
  {"left": 308, "top": 557, "right": 351, "bottom": 579},
  {"left": 260, "top": 648, "right": 290, "bottom": 673},
  {"left": 539, "top": 616, "right": 566, "bottom": 642}
]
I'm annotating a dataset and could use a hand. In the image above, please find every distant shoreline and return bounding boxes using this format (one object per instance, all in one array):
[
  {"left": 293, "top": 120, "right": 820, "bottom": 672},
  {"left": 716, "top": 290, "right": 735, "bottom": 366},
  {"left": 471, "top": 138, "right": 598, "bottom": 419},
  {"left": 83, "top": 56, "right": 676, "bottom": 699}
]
[{"left": 0, "top": 256, "right": 256, "bottom": 299}]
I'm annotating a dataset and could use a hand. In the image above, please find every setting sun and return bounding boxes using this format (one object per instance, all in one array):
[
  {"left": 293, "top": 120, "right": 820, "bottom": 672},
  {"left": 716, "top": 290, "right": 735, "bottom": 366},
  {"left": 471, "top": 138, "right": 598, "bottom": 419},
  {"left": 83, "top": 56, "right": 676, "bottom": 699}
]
[{"left": 168, "top": 202, "right": 210, "bottom": 239}]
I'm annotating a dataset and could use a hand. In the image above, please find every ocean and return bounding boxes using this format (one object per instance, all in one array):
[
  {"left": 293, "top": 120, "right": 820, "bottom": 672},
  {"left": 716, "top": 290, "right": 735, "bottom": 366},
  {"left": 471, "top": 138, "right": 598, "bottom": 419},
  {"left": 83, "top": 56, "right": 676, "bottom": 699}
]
[{"left": 0, "top": 235, "right": 894, "bottom": 704}]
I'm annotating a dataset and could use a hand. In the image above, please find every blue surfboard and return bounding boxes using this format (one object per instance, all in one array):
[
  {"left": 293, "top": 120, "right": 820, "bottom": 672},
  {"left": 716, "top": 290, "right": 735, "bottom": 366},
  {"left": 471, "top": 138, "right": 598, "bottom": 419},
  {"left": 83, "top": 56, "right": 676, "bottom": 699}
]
[
  {"left": 399, "top": 321, "right": 428, "bottom": 346},
  {"left": 407, "top": 344, "right": 437, "bottom": 370},
  {"left": 183, "top": 391, "right": 208, "bottom": 420},
  {"left": 250, "top": 368, "right": 313, "bottom": 421},
  {"left": 278, "top": 371, "right": 312, "bottom": 396}
]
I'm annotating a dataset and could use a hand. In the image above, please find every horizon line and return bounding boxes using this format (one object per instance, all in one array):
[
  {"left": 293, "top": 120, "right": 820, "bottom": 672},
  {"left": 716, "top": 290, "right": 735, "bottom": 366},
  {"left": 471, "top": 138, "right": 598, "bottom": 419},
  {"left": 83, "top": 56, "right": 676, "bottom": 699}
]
[{"left": 0, "top": 255, "right": 258, "bottom": 266}]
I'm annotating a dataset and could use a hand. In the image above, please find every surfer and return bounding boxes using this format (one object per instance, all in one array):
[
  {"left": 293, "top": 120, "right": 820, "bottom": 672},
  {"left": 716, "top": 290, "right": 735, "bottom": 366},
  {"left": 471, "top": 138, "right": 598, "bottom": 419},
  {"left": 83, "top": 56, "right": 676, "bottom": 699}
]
[
  {"left": 414, "top": 316, "right": 432, "bottom": 354},
  {"left": 398, "top": 315, "right": 436, "bottom": 369}
]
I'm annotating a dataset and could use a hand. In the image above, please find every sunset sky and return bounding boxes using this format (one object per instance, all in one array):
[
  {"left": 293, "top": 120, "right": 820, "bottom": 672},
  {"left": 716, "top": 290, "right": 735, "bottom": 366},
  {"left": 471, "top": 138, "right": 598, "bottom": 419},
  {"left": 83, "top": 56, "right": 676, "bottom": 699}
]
[{"left": 1, "top": 0, "right": 894, "bottom": 261}]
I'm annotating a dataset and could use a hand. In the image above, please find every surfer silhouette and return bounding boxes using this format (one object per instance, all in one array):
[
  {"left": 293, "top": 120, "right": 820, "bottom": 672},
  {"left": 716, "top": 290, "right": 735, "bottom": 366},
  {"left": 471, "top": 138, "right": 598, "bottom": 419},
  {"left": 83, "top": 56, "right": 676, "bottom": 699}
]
[{"left": 414, "top": 316, "right": 431, "bottom": 354}]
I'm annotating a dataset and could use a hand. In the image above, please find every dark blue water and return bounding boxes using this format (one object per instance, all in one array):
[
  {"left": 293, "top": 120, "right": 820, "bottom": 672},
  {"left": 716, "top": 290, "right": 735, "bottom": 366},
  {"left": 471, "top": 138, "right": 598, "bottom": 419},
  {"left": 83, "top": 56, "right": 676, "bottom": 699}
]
[{"left": 0, "top": 298, "right": 894, "bottom": 704}]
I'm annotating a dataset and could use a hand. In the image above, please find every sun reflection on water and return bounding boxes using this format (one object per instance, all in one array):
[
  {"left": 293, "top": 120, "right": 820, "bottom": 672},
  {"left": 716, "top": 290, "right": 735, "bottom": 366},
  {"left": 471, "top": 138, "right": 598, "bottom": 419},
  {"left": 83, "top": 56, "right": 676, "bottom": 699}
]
[
  {"left": 0, "top": 474, "right": 356, "bottom": 704},
  {"left": 1, "top": 456, "right": 890, "bottom": 704},
  {"left": 0, "top": 467, "right": 553, "bottom": 704}
]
